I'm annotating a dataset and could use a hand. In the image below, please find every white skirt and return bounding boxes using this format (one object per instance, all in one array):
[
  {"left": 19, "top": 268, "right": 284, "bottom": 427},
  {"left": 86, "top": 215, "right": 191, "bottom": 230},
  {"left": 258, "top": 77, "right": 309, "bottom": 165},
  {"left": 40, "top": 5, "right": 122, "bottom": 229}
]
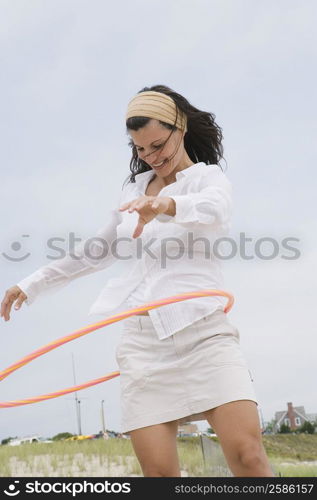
[{"left": 115, "top": 308, "right": 258, "bottom": 433}]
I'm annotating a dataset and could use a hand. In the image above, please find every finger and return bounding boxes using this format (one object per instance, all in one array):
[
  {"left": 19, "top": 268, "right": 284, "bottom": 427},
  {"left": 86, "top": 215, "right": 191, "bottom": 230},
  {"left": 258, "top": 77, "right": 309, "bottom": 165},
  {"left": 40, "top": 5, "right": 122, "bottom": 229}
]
[
  {"left": 151, "top": 200, "right": 159, "bottom": 210},
  {"left": 4, "top": 293, "right": 20, "bottom": 318},
  {"left": 128, "top": 201, "right": 143, "bottom": 213},
  {"left": 5, "top": 300, "right": 14, "bottom": 320},
  {"left": 14, "top": 295, "right": 25, "bottom": 310},
  {"left": 133, "top": 221, "right": 144, "bottom": 239},
  {"left": 119, "top": 197, "right": 139, "bottom": 211},
  {"left": 129, "top": 203, "right": 142, "bottom": 213},
  {"left": 0, "top": 300, "right": 6, "bottom": 317},
  {"left": 1, "top": 295, "right": 13, "bottom": 320},
  {"left": 119, "top": 202, "right": 130, "bottom": 211},
  {"left": 1, "top": 294, "right": 10, "bottom": 311},
  {"left": 2, "top": 302, "right": 13, "bottom": 321},
  {"left": 132, "top": 198, "right": 155, "bottom": 213}
]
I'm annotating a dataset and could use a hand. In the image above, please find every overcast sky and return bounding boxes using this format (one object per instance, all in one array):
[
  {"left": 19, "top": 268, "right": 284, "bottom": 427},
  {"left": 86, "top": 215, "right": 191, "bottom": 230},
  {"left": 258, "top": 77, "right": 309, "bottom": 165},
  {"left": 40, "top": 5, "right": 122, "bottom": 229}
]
[{"left": 0, "top": 0, "right": 316, "bottom": 441}]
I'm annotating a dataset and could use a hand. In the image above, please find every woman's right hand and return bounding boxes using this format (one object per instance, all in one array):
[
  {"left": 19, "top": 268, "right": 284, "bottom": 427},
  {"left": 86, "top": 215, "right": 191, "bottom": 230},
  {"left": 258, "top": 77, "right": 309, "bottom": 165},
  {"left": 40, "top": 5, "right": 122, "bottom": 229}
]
[{"left": 0, "top": 286, "right": 27, "bottom": 322}]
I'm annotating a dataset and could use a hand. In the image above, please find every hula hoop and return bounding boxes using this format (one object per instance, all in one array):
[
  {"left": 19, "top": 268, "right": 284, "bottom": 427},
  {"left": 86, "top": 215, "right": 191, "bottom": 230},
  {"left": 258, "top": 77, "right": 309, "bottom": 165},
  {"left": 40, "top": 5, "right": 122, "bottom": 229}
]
[{"left": 0, "top": 289, "right": 233, "bottom": 408}]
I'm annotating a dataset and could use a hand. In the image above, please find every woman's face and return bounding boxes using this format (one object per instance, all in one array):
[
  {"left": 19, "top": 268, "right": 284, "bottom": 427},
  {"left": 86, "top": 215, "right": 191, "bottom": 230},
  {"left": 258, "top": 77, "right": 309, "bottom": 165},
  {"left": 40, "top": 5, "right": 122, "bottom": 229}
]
[{"left": 129, "top": 119, "right": 190, "bottom": 177}]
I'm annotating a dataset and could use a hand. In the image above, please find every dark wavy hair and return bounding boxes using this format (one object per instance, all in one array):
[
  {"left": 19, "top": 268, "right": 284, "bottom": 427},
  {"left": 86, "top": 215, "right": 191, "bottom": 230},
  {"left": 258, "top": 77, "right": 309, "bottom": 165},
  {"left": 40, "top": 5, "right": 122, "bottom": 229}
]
[{"left": 123, "top": 84, "right": 226, "bottom": 189}]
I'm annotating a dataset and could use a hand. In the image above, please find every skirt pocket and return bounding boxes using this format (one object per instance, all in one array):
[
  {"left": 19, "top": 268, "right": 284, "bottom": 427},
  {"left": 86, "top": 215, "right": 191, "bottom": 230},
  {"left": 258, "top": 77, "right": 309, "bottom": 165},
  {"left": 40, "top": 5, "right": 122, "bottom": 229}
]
[
  {"left": 192, "top": 316, "right": 247, "bottom": 368},
  {"left": 115, "top": 326, "right": 153, "bottom": 390},
  {"left": 205, "top": 336, "right": 248, "bottom": 367}
]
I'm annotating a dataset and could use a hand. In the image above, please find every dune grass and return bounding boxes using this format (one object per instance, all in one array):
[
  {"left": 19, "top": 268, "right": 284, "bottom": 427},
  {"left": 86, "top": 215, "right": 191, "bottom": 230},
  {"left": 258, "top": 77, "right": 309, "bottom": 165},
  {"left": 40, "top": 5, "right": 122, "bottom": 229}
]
[
  {"left": 261, "top": 434, "right": 317, "bottom": 461},
  {"left": 0, "top": 439, "right": 146, "bottom": 477},
  {"left": 0, "top": 437, "right": 227, "bottom": 477},
  {"left": 0, "top": 434, "right": 316, "bottom": 477}
]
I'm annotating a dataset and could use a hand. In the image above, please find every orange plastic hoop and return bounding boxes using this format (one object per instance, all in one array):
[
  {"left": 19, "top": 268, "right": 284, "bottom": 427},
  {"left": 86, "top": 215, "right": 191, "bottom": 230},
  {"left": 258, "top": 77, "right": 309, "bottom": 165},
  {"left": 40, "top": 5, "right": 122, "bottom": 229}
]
[{"left": 0, "top": 289, "right": 234, "bottom": 408}]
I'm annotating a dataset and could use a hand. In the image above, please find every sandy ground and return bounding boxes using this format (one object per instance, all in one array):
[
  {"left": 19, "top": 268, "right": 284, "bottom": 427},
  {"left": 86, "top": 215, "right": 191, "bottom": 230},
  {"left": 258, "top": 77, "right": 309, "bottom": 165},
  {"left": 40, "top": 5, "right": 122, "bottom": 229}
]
[
  {"left": 8, "top": 453, "right": 190, "bottom": 477},
  {"left": 278, "top": 460, "right": 317, "bottom": 466},
  {"left": 7, "top": 454, "right": 316, "bottom": 477}
]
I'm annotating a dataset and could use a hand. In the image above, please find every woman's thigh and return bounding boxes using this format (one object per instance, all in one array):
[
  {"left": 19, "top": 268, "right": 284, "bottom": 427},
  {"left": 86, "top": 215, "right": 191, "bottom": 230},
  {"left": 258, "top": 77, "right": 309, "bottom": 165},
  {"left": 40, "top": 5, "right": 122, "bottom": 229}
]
[
  {"left": 205, "top": 400, "right": 265, "bottom": 462},
  {"left": 129, "top": 420, "right": 181, "bottom": 477}
]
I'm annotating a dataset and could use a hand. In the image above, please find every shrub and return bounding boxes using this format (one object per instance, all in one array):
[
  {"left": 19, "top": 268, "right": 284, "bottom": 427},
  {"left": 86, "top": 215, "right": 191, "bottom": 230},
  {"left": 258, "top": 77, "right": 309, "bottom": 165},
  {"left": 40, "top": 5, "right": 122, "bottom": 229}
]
[
  {"left": 52, "top": 432, "right": 74, "bottom": 441},
  {"left": 278, "top": 423, "right": 291, "bottom": 434},
  {"left": 298, "top": 421, "right": 316, "bottom": 434}
]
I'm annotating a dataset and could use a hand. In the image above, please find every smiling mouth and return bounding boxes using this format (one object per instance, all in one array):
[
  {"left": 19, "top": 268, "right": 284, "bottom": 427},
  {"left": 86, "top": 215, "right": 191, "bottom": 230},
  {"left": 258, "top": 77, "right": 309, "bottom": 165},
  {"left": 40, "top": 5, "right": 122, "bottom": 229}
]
[{"left": 152, "top": 159, "right": 168, "bottom": 169}]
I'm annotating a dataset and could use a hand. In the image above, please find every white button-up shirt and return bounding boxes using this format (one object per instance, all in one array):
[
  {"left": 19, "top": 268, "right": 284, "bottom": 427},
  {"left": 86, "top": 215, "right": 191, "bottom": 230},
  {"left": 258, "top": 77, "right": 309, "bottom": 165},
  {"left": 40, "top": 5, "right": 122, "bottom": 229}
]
[{"left": 17, "top": 162, "right": 233, "bottom": 340}]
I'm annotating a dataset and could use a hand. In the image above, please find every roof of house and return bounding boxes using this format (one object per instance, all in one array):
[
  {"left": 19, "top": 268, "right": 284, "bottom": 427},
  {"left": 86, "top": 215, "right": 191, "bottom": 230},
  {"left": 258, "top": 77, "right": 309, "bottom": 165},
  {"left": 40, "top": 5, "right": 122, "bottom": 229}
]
[{"left": 275, "top": 405, "right": 310, "bottom": 425}]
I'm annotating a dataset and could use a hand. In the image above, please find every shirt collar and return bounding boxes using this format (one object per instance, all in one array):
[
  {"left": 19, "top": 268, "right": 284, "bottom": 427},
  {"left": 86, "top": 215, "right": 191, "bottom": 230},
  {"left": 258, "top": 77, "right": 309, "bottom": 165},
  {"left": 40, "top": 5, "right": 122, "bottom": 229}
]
[{"left": 134, "top": 161, "right": 210, "bottom": 187}]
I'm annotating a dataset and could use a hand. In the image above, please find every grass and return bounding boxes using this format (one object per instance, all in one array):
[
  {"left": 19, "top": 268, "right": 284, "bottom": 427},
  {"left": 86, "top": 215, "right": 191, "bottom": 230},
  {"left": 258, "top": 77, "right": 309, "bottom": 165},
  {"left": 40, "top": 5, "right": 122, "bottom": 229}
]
[
  {"left": 261, "top": 434, "right": 317, "bottom": 477},
  {"left": 0, "top": 434, "right": 316, "bottom": 477},
  {"left": 0, "top": 439, "right": 144, "bottom": 477},
  {"left": 262, "top": 434, "right": 317, "bottom": 461}
]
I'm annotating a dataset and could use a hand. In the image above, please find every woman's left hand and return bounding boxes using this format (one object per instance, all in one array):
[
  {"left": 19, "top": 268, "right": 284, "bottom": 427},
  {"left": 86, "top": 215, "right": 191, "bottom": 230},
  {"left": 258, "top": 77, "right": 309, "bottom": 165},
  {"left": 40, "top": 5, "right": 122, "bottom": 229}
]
[{"left": 119, "top": 195, "right": 173, "bottom": 238}]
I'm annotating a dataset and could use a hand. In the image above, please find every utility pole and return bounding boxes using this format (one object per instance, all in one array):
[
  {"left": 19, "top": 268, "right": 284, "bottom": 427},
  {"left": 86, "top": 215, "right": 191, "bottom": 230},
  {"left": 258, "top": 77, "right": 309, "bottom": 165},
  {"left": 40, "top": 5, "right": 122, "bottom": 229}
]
[
  {"left": 72, "top": 353, "right": 82, "bottom": 435},
  {"left": 101, "top": 400, "right": 106, "bottom": 433}
]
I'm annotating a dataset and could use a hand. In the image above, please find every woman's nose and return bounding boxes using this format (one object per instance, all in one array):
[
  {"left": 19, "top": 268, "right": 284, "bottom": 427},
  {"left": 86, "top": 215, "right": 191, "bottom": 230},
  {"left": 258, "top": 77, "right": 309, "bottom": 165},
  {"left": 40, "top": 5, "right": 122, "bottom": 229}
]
[{"left": 143, "top": 150, "right": 161, "bottom": 164}]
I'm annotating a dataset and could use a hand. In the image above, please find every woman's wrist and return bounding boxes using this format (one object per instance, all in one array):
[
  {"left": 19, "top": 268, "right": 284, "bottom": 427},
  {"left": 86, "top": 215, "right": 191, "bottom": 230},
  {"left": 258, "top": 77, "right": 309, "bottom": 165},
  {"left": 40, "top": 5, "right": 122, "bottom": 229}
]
[{"left": 163, "top": 197, "right": 176, "bottom": 216}]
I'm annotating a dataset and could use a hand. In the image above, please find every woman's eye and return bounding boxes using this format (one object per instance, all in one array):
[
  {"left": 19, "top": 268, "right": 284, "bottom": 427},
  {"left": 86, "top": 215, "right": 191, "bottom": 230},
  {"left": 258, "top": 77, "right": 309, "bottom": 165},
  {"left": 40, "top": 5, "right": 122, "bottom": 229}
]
[{"left": 137, "top": 144, "right": 162, "bottom": 152}]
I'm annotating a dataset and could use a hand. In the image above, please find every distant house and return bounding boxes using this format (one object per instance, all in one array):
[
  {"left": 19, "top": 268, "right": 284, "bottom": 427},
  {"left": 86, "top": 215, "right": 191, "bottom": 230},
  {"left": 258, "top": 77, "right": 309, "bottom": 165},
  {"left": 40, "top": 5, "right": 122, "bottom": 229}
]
[
  {"left": 178, "top": 422, "right": 199, "bottom": 437},
  {"left": 274, "top": 402, "right": 316, "bottom": 432},
  {"left": 306, "top": 412, "right": 317, "bottom": 423}
]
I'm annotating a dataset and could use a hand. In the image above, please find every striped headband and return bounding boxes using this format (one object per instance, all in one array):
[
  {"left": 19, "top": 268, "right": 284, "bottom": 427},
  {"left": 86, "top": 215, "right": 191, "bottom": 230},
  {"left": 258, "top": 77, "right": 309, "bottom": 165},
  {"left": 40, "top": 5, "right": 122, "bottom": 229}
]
[{"left": 125, "top": 90, "right": 188, "bottom": 133}]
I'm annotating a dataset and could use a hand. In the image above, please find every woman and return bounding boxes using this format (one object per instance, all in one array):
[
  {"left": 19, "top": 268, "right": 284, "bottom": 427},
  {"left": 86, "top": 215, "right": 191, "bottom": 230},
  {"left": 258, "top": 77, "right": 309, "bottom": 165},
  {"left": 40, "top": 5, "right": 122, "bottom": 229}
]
[{"left": 1, "top": 84, "right": 274, "bottom": 477}]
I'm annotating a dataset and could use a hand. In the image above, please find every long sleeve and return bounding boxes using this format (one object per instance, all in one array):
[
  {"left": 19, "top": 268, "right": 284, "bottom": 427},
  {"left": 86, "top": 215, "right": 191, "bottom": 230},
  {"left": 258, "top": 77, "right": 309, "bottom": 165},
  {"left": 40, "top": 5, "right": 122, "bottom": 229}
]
[
  {"left": 17, "top": 208, "right": 123, "bottom": 306},
  {"left": 155, "top": 168, "right": 232, "bottom": 228}
]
